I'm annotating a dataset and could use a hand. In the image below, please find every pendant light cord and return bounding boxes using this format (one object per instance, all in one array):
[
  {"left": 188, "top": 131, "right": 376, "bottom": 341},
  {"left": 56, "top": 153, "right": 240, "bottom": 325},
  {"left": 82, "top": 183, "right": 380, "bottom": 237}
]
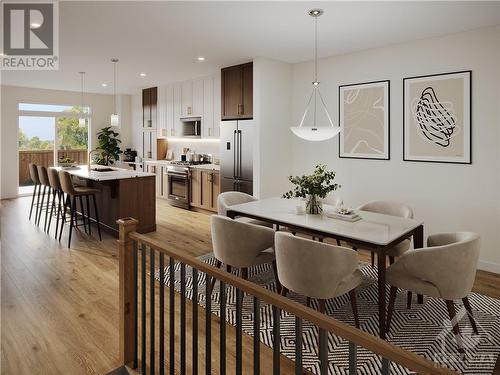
[
  {"left": 314, "top": 15, "right": 318, "bottom": 83},
  {"left": 113, "top": 61, "right": 117, "bottom": 114}
]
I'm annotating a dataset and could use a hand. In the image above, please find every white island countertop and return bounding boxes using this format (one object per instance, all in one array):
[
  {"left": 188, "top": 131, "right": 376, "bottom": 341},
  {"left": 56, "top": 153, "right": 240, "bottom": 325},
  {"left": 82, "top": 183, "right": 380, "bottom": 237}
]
[{"left": 52, "top": 165, "right": 155, "bottom": 182}]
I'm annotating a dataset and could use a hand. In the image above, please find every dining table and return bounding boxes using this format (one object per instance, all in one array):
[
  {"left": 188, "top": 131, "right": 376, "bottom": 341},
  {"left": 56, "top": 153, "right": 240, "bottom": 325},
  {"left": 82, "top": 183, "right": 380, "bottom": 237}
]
[{"left": 226, "top": 197, "right": 424, "bottom": 339}]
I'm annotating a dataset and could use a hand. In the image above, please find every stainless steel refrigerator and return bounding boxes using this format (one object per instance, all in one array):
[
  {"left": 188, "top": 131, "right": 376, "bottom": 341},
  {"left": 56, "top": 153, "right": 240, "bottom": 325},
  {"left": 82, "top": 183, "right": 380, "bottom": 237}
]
[{"left": 220, "top": 120, "right": 254, "bottom": 194}]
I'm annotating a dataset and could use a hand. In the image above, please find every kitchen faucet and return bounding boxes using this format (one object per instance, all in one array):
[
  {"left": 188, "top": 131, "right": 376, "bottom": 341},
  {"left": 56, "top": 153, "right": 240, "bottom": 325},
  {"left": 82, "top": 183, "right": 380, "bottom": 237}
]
[{"left": 88, "top": 149, "right": 101, "bottom": 170}]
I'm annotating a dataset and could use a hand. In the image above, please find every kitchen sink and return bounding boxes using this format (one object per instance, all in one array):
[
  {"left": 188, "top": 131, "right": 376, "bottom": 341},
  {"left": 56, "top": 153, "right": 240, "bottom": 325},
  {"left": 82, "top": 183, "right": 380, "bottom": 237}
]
[{"left": 91, "top": 167, "right": 114, "bottom": 172}]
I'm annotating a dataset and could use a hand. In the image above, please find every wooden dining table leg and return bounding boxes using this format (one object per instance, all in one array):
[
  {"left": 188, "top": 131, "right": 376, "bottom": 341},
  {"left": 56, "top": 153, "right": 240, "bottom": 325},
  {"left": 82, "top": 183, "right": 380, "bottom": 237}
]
[
  {"left": 377, "top": 246, "right": 387, "bottom": 339},
  {"left": 413, "top": 225, "right": 425, "bottom": 304}
]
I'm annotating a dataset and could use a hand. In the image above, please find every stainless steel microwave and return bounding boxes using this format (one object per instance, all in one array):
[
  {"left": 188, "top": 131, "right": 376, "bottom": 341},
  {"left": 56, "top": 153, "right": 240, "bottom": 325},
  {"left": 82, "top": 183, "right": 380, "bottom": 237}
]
[{"left": 181, "top": 117, "right": 201, "bottom": 138}]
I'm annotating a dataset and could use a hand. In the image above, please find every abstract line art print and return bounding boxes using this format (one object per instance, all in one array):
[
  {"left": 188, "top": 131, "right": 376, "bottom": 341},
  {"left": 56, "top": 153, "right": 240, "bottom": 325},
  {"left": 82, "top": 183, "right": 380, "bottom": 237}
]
[
  {"left": 339, "top": 80, "right": 390, "bottom": 160},
  {"left": 404, "top": 71, "right": 471, "bottom": 164}
]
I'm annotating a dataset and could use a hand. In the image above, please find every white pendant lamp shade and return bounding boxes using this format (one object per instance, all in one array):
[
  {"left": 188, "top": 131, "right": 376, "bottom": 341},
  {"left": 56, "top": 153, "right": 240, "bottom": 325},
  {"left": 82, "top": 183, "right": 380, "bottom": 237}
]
[
  {"left": 290, "top": 126, "right": 341, "bottom": 141},
  {"left": 110, "top": 58, "right": 120, "bottom": 127},
  {"left": 291, "top": 9, "right": 341, "bottom": 142}
]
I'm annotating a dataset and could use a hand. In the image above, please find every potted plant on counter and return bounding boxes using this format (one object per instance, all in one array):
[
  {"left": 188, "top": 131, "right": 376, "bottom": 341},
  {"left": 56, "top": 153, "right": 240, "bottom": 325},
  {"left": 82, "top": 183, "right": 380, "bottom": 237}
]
[
  {"left": 282, "top": 164, "right": 340, "bottom": 215},
  {"left": 94, "top": 126, "right": 122, "bottom": 166}
]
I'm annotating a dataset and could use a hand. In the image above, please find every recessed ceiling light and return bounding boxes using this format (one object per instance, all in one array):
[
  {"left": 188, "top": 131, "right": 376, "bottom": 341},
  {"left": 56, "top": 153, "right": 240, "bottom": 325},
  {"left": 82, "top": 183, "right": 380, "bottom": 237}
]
[
  {"left": 31, "top": 23, "right": 41, "bottom": 28},
  {"left": 197, "top": 56, "right": 205, "bottom": 61},
  {"left": 101, "top": 83, "right": 108, "bottom": 87},
  {"left": 140, "top": 72, "right": 146, "bottom": 77}
]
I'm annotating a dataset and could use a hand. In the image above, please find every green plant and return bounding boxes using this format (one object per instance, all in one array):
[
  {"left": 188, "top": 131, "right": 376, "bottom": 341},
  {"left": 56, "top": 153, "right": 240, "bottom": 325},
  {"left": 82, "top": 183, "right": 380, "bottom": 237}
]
[
  {"left": 283, "top": 164, "right": 340, "bottom": 199},
  {"left": 94, "top": 127, "right": 122, "bottom": 165}
]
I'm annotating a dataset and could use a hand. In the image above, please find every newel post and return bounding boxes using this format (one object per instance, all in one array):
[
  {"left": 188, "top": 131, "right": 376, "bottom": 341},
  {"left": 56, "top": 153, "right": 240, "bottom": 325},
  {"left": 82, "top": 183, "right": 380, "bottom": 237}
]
[{"left": 117, "top": 217, "right": 139, "bottom": 367}]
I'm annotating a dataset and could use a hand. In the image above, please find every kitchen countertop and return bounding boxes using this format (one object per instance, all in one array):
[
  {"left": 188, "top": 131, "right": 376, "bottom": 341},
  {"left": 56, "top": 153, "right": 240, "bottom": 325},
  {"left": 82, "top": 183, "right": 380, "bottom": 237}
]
[{"left": 52, "top": 165, "right": 155, "bottom": 181}]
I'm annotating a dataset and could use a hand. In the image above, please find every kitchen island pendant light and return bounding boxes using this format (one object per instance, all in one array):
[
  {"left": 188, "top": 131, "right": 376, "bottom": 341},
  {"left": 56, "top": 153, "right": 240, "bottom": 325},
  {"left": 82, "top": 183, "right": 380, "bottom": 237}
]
[
  {"left": 290, "top": 9, "right": 341, "bottom": 142},
  {"left": 110, "top": 58, "right": 120, "bottom": 127},
  {"left": 78, "top": 72, "right": 86, "bottom": 127}
]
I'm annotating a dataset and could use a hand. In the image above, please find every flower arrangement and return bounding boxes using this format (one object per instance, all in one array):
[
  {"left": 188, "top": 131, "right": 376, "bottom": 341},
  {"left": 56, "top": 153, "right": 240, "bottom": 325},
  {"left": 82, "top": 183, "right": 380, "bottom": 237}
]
[{"left": 282, "top": 164, "right": 340, "bottom": 214}]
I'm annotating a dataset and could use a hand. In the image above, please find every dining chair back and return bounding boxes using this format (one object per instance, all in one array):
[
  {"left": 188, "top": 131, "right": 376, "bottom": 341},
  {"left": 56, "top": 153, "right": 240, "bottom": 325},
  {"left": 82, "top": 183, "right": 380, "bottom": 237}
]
[
  {"left": 275, "top": 232, "right": 361, "bottom": 301},
  {"left": 59, "top": 170, "right": 77, "bottom": 195},
  {"left": 211, "top": 214, "right": 275, "bottom": 267},
  {"left": 358, "top": 200, "right": 413, "bottom": 219},
  {"left": 47, "top": 168, "right": 62, "bottom": 191},
  {"left": 217, "top": 191, "right": 256, "bottom": 216},
  {"left": 29, "top": 163, "right": 40, "bottom": 184}
]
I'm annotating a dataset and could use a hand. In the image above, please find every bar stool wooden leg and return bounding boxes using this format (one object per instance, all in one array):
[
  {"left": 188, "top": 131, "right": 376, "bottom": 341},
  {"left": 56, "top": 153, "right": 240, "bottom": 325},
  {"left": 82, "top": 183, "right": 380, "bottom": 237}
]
[
  {"left": 59, "top": 194, "right": 70, "bottom": 242},
  {"left": 68, "top": 196, "right": 76, "bottom": 248},
  {"left": 47, "top": 187, "right": 57, "bottom": 234},
  {"left": 44, "top": 188, "right": 52, "bottom": 232},
  {"left": 55, "top": 191, "right": 63, "bottom": 239},
  {"left": 29, "top": 183, "right": 38, "bottom": 220},
  {"left": 37, "top": 185, "right": 46, "bottom": 226},
  {"left": 86, "top": 195, "right": 92, "bottom": 236},
  {"left": 78, "top": 196, "right": 88, "bottom": 234},
  {"left": 91, "top": 194, "right": 102, "bottom": 241}
]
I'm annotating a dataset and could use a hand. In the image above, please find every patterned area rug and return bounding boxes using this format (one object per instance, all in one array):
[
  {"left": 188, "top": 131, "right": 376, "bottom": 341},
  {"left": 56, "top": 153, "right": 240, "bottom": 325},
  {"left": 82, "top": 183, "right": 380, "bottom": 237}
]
[{"left": 160, "top": 255, "right": 500, "bottom": 374}]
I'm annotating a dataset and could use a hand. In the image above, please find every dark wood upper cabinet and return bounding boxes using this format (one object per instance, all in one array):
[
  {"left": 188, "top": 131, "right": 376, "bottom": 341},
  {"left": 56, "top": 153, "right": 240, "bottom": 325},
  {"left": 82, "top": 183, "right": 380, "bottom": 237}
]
[
  {"left": 142, "top": 87, "right": 157, "bottom": 128},
  {"left": 221, "top": 62, "right": 253, "bottom": 120}
]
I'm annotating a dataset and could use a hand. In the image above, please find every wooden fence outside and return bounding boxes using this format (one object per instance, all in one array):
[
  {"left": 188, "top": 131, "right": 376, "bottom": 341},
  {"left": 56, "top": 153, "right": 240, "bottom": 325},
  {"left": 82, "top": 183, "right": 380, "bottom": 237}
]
[{"left": 19, "top": 149, "right": 87, "bottom": 185}]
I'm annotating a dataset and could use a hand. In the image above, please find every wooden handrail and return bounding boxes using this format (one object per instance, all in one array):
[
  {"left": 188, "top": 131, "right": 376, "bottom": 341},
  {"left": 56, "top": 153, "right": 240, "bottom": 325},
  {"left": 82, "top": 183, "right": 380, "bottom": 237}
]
[{"left": 128, "top": 230, "right": 458, "bottom": 375}]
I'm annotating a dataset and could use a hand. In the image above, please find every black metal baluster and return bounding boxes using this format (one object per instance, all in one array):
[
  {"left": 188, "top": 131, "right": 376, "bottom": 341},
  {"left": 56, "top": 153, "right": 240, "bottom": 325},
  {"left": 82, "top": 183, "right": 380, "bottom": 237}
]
[
  {"left": 295, "top": 317, "right": 302, "bottom": 375},
  {"left": 253, "top": 297, "right": 260, "bottom": 375},
  {"left": 133, "top": 242, "right": 138, "bottom": 369},
  {"left": 159, "top": 253, "right": 165, "bottom": 375},
  {"left": 169, "top": 257, "right": 175, "bottom": 375},
  {"left": 220, "top": 281, "right": 226, "bottom": 375},
  {"left": 192, "top": 269, "right": 198, "bottom": 375},
  {"left": 236, "top": 288, "right": 243, "bottom": 375},
  {"left": 150, "top": 247, "right": 155, "bottom": 375},
  {"left": 319, "top": 328, "right": 328, "bottom": 375},
  {"left": 382, "top": 357, "right": 390, "bottom": 375},
  {"left": 141, "top": 245, "right": 146, "bottom": 375},
  {"left": 180, "top": 263, "right": 186, "bottom": 375},
  {"left": 205, "top": 274, "right": 212, "bottom": 375},
  {"left": 348, "top": 342, "right": 357, "bottom": 375},
  {"left": 273, "top": 306, "right": 280, "bottom": 375}
]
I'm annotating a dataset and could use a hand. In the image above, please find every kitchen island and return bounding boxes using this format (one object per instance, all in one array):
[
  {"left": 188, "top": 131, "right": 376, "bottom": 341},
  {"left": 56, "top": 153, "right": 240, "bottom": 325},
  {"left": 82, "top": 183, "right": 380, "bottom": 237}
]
[{"left": 56, "top": 165, "right": 156, "bottom": 236}]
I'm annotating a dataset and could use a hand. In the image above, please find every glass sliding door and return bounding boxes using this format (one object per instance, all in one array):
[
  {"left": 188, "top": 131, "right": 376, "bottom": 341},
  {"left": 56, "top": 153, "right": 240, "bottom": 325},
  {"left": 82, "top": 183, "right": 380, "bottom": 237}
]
[
  {"left": 18, "top": 116, "right": 56, "bottom": 193},
  {"left": 56, "top": 116, "right": 89, "bottom": 166},
  {"left": 18, "top": 103, "right": 91, "bottom": 195}
]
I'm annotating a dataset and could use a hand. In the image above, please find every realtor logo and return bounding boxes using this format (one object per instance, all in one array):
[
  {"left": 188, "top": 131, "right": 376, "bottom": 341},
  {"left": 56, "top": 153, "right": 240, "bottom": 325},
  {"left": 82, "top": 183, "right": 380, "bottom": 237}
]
[{"left": 1, "top": 1, "right": 59, "bottom": 70}]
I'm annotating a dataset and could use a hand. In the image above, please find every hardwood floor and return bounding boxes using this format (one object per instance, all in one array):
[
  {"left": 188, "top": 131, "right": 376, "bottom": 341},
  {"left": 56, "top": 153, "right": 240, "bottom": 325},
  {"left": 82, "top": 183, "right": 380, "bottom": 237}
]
[{"left": 1, "top": 196, "right": 499, "bottom": 374}]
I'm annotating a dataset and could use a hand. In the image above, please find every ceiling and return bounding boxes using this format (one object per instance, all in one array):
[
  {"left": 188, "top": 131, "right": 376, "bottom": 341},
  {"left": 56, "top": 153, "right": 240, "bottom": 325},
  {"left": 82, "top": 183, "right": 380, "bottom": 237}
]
[{"left": 2, "top": 1, "right": 499, "bottom": 94}]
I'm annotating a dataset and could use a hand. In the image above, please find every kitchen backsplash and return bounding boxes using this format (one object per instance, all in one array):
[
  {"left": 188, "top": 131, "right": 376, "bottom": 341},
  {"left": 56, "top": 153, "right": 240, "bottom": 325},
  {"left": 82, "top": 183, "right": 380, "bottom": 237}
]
[{"left": 163, "top": 139, "right": 220, "bottom": 162}]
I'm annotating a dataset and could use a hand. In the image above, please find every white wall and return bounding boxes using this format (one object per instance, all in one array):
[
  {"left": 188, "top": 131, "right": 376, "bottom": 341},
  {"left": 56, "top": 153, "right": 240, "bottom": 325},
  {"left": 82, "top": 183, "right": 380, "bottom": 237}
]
[
  {"left": 0, "top": 85, "right": 132, "bottom": 199},
  {"left": 290, "top": 26, "right": 500, "bottom": 272},
  {"left": 253, "top": 57, "right": 293, "bottom": 198}
]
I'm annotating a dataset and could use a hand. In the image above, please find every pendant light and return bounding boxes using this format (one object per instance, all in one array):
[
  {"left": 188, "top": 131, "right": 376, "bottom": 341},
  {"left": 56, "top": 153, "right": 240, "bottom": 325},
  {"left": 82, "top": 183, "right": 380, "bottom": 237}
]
[
  {"left": 110, "top": 58, "right": 120, "bottom": 127},
  {"left": 290, "top": 9, "right": 341, "bottom": 141},
  {"left": 78, "top": 72, "right": 86, "bottom": 127}
]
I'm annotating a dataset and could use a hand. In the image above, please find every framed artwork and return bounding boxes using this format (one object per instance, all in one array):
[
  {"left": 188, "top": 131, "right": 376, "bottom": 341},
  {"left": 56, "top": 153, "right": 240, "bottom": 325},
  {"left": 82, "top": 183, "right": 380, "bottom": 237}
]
[
  {"left": 339, "top": 80, "right": 390, "bottom": 160},
  {"left": 403, "top": 70, "right": 471, "bottom": 164}
]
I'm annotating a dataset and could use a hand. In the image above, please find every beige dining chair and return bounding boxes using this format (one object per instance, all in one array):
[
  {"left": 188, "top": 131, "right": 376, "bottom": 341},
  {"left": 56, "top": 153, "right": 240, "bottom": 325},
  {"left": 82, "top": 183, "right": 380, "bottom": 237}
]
[
  {"left": 274, "top": 232, "right": 361, "bottom": 327},
  {"left": 385, "top": 232, "right": 481, "bottom": 353},
  {"left": 217, "top": 191, "right": 272, "bottom": 227},
  {"left": 355, "top": 201, "right": 414, "bottom": 266},
  {"left": 210, "top": 214, "right": 280, "bottom": 293}
]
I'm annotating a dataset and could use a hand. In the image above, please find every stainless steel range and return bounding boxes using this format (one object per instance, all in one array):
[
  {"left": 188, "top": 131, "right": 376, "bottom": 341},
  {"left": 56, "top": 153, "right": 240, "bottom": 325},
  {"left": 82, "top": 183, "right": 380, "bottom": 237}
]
[{"left": 166, "top": 160, "right": 210, "bottom": 209}]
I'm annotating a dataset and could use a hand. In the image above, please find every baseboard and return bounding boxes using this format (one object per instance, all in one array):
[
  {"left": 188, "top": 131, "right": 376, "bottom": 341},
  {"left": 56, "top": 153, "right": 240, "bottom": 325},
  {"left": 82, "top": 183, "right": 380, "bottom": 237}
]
[{"left": 478, "top": 260, "right": 500, "bottom": 274}]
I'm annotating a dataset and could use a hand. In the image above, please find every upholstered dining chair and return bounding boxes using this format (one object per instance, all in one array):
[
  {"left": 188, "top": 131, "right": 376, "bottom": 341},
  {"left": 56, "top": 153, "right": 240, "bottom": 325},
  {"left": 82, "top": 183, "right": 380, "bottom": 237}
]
[
  {"left": 210, "top": 214, "right": 280, "bottom": 293},
  {"left": 274, "top": 232, "right": 361, "bottom": 327},
  {"left": 217, "top": 191, "right": 272, "bottom": 227},
  {"left": 356, "top": 201, "right": 414, "bottom": 266},
  {"left": 385, "top": 232, "right": 481, "bottom": 353}
]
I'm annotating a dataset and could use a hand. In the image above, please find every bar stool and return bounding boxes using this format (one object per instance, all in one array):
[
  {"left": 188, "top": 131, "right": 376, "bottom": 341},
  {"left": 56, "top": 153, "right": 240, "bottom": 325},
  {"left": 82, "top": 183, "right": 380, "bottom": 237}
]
[
  {"left": 28, "top": 163, "right": 40, "bottom": 221},
  {"left": 58, "top": 170, "right": 102, "bottom": 248},
  {"left": 36, "top": 165, "right": 51, "bottom": 230},
  {"left": 47, "top": 168, "right": 65, "bottom": 238}
]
